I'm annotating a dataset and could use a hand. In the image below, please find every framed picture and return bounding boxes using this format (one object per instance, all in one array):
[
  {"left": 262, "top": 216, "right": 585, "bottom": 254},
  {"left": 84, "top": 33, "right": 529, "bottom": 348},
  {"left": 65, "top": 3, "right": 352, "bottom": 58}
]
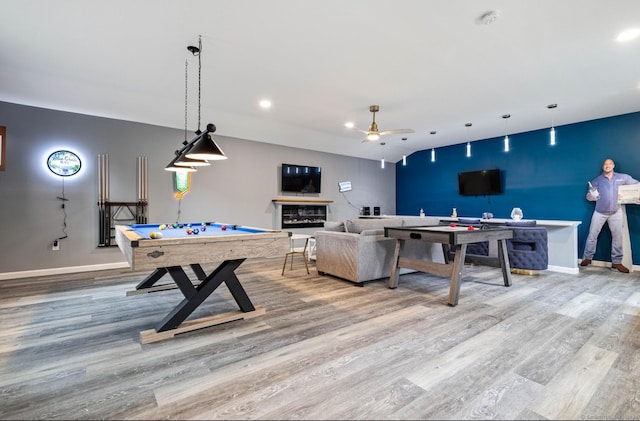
[
  {"left": 0, "top": 126, "right": 5, "bottom": 171},
  {"left": 618, "top": 184, "right": 640, "bottom": 204}
]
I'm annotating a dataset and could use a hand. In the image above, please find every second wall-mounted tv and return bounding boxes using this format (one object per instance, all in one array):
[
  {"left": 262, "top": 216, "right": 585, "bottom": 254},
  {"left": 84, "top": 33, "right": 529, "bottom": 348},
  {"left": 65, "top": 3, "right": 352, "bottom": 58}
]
[
  {"left": 281, "top": 163, "right": 322, "bottom": 193},
  {"left": 458, "top": 169, "right": 503, "bottom": 196}
]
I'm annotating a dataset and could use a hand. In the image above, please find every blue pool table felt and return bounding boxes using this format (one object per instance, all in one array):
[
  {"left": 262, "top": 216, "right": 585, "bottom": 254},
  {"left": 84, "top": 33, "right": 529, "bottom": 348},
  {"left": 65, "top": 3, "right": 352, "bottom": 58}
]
[{"left": 130, "top": 222, "right": 266, "bottom": 239}]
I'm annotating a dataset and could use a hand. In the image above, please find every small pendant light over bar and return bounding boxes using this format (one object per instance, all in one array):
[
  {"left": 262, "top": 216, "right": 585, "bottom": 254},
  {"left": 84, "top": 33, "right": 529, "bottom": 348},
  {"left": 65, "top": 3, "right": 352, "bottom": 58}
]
[
  {"left": 430, "top": 131, "right": 436, "bottom": 162},
  {"left": 502, "top": 114, "right": 511, "bottom": 152},
  {"left": 547, "top": 103, "right": 557, "bottom": 146},
  {"left": 465, "top": 123, "right": 472, "bottom": 158}
]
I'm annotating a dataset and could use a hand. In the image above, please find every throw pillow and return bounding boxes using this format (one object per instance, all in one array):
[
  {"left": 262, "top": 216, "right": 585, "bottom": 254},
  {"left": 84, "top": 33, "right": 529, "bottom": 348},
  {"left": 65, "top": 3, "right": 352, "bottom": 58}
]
[
  {"left": 345, "top": 218, "right": 403, "bottom": 234},
  {"left": 324, "top": 220, "right": 345, "bottom": 232}
]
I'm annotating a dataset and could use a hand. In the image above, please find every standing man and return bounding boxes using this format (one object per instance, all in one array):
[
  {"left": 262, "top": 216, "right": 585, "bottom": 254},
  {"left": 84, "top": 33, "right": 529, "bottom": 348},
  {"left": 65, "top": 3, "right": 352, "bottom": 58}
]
[{"left": 580, "top": 158, "right": 639, "bottom": 273}]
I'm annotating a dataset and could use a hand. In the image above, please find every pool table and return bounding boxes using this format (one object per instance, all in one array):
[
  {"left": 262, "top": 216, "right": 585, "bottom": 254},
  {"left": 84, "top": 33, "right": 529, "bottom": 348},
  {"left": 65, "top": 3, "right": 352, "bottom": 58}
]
[{"left": 115, "top": 222, "right": 290, "bottom": 343}]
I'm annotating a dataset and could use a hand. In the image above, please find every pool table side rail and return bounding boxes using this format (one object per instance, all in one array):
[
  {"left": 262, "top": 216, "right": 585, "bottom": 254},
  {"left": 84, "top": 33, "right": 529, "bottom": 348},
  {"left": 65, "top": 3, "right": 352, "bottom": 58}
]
[{"left": 115, "top": 225, "right": 291, "bottom": 271}]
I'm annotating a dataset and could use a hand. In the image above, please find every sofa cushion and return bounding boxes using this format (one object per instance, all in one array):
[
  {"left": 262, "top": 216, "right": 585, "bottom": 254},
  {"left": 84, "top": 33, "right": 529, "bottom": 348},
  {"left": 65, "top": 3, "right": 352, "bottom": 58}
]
[
  {"left": 324, "top": 220, "right": 346, "bottom": 232},
  {"left": 506, "top": 220, "right": 537, "bottom": 227},
  {"left": 345, "top": 218, "right": 404, "bottom": 234},
  {"left": 458, "top": 217, "right": 482, "bottom": 225},
  {"left": 360, "top": 229, "right": 384, "bottom": 236},
  {"left": 400, "top": 216, "right": 440, "bottom": 227}
]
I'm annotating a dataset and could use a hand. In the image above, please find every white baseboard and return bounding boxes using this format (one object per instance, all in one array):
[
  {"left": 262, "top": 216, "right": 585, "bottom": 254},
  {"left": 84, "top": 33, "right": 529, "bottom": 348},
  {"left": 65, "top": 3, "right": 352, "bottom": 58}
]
[
  {"left": 0, "top": 262, "right": 130, "bottom": 281},
  {"left": 547, "top": 265, "right": 580, "bottom": 275},
  {"left": 579, "top": 259, "right": 639, "bottom": 272}
]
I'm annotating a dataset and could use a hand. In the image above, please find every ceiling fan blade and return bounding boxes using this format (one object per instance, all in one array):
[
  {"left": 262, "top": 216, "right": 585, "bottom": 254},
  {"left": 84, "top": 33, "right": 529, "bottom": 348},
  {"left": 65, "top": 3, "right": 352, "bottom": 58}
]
[
  {"left": 347, "top": 125, "right": 370, "bottom": 135},
  {"left": 378, "top": 129, "right": 415, "bottom": 136}
]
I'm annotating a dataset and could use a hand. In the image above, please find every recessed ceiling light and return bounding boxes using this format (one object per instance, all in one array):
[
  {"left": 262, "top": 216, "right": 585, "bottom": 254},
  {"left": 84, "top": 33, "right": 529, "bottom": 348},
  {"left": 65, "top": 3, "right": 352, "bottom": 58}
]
[
  {"left": 259, "top": 99, "right": 272, "bottom": 109},
  {"left": 616, "top": 28, "right": 640, "bottom": 42}
]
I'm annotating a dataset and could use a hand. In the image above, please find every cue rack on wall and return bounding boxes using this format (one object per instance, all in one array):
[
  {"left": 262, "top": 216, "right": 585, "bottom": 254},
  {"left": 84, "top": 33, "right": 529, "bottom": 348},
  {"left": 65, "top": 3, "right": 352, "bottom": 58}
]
[{"left": 97, "top": 154, "right": 148, "bottom": 247}]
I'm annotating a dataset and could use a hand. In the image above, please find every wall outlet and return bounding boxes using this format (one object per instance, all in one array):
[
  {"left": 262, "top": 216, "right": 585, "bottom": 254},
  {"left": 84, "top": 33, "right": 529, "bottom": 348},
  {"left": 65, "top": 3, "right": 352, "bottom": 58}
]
[{"left": 52, "top": 240, "right": 59, "bottom": 251}]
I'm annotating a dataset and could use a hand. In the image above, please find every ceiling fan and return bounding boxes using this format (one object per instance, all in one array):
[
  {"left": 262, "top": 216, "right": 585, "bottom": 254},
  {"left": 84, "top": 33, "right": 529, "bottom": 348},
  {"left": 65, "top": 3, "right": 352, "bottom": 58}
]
[{"left": 348, "top": 105, "right": 415, "bottom": 142}]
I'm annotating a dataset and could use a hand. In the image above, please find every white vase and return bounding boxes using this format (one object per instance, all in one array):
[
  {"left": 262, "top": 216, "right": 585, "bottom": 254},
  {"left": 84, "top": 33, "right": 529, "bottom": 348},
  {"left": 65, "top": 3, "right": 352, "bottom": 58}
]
[{"left": 511, "top": 207, "right": 523, "bottom": 221}]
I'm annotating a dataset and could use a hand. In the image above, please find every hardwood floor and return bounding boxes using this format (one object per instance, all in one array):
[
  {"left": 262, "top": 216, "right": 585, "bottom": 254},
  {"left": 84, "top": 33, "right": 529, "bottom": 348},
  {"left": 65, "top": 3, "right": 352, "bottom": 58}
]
[{"left": 1, "top": 257, "right": 639, "bottom": 420}]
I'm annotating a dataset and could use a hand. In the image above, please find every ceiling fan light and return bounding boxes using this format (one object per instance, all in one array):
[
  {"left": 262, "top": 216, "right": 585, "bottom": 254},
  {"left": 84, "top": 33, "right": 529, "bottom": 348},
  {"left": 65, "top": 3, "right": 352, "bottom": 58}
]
[
  {"left": 367, "top": 133, "right": 380, "bottom": 141},
  {"left": 185, "top": 134, "right": 227, "bottom": 160}
]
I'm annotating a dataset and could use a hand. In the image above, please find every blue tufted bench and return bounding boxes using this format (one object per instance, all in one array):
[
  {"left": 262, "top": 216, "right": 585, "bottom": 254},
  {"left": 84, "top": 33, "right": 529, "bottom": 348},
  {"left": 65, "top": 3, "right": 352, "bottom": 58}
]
[
  {"left": 504, "top": 220, "right": 548, "bottom": 272},
  {"left": 438, "top": 218, "right": 548, "bottom": 272}
]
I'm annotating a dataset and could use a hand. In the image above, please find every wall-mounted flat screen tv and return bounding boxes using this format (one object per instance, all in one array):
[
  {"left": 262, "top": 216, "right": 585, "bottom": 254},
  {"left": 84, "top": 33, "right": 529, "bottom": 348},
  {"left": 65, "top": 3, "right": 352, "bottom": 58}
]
[
  {"left": 281, "top": 163, "right": 322, "bottom": 193},
  {"left": 458, "top": 169, "right": 503, "bottom": 196}
]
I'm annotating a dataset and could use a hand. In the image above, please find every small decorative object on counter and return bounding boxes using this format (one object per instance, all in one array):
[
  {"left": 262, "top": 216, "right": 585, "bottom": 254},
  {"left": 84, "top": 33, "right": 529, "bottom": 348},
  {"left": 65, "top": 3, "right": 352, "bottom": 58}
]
[
  {"left": 451, "top": 208, "right": 457, "bottom": 218},
  {"left": 510, "top": 207, "right": 523, "bottom": 221}
]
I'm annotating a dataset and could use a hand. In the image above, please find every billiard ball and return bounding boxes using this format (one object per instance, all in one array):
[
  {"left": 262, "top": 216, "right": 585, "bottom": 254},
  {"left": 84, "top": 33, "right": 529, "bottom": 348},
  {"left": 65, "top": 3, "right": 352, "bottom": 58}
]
[
  {"left": 186, "top": 228, "right": 193, "bottom": 235},
  {"left": 193, "top": 228, "right": 199, "bottom": 235},
  {"left": 200, "top": 226, "right": 206, "bottom": 231},
  {"left": 467, "top": 225, "right": 474, "bottom": 231},
  {"left": 179, "top": 224, "right": 184, "bottom": 228},
  {"left": 159, "top": 224, "right": 166, "bottom": 230},
  {"left": 173, "top": 223, "right": 178, "bottom": 228},
  {"left": 232, "top": 225, "right": 238, "bottom": 230},
  {"left": 221, "top": 225, "right": 227, "bottom": 231},
  {"left": 150, "top": 231, "right": 163, "bottom": 239}
]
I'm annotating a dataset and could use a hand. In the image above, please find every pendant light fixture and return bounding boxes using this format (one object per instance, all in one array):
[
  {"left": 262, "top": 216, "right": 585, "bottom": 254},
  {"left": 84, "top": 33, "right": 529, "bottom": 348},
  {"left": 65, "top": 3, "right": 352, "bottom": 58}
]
[
  {"left": 465, "top": 123, "right": 472, "bottom": 157},
  {"left": 380, "top": 142, "right": 386, "bottom": 169},
  {"left": 430, "top": 131, "right": 436, "bottom": 162},
  {"left": 502, "top": 114, "right": 511, "bottom": 152},
  {"left": 166, "top": 35, "right": 227, "bottom": 171},
  {"left": 166, "top": 59, "right": 200, "bottom": 172},
  {"left": 547, "top": 103, "right": 557, "bottom": 146},
  {"left": 401, "top": 137, "right": 407, "bottom": 166},
  {"left": 175, "top": 58, "right": 210, "bottom": 168},
  {"left": 185, "top": 36, "right": 227, "bottom": 161}
]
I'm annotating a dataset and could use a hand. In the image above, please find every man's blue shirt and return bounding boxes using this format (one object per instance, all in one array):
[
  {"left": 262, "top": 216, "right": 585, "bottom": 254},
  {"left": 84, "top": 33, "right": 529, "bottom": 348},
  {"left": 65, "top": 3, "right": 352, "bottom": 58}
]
[{"left": 590, "top": 172, "right": 639, "bottom": 214}]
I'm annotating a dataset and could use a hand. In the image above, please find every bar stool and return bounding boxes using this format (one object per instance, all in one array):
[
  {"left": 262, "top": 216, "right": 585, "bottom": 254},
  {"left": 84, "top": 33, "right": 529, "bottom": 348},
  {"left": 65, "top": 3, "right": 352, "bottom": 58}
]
[{"left": 282, "top": 234, "right": 310, "bottom": 275}]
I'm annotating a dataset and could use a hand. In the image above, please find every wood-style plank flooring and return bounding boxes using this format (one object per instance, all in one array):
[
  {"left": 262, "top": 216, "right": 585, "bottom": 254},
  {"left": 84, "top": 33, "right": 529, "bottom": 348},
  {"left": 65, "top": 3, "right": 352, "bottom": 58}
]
[{"left": 1, "top": 256, "right": 639, "bottom": 420}]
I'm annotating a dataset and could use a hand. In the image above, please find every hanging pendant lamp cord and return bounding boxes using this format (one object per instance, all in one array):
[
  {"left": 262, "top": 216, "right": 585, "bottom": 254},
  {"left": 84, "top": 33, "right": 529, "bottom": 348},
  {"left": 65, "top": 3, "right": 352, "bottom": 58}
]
[
  {"left": 197, "top": 35, "right": 202, "bottom": 133},
  {"left": 184, "top": 59, "right": 188, "bottom": 143}
]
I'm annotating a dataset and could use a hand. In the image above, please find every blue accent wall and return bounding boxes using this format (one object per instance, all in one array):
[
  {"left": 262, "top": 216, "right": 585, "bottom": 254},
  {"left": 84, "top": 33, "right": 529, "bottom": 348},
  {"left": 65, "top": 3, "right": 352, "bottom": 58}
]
[{"left": 396, "top": 111, "right": 640, "bottom": 265}]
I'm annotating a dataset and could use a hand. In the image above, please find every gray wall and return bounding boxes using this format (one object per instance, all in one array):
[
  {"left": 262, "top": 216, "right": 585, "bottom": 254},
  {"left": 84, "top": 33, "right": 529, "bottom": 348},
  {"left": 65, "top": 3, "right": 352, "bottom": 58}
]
[{"left": 0, "top": 101, "right": 395, "bottom": 276}]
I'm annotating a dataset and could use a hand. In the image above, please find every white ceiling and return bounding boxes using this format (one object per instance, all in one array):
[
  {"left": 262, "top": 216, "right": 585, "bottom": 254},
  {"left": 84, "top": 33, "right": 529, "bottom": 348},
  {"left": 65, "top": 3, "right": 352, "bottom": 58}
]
[{"left": 2, "top": 0, "right": 639, "bottom": 162}]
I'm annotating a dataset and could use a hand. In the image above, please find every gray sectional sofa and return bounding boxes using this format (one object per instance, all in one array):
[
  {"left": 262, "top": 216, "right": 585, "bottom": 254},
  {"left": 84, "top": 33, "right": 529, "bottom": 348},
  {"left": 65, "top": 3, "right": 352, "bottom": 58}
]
[{"left": 314, "top": 216, "right": 445, "bottom": 285}]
